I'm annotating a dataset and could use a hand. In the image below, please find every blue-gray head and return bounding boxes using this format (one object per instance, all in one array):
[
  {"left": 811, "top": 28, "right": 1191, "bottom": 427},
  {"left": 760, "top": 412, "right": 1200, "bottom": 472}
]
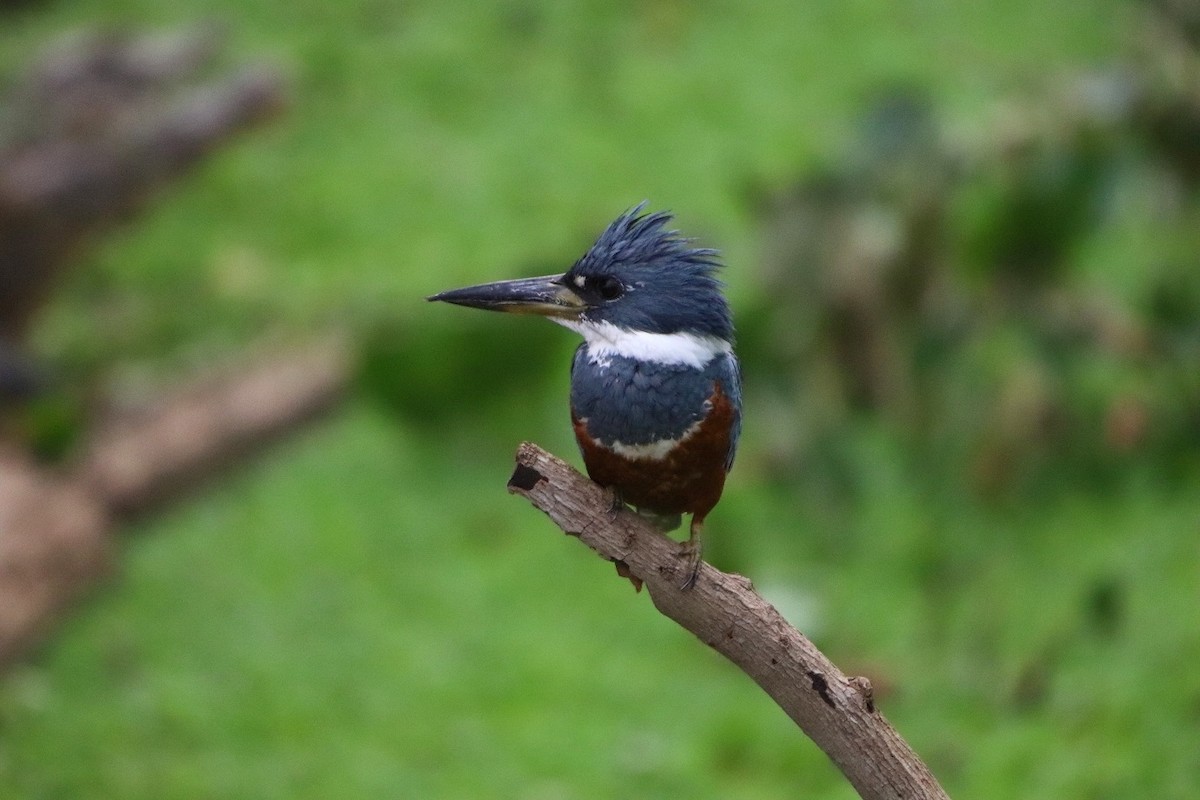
[{"left": 428, "top": 204, "right": 734, "bottom": 346}]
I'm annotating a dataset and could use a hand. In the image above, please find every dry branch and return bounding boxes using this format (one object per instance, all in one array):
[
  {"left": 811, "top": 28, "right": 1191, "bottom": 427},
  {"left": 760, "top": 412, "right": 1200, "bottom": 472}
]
[
  {"left": 507, "top": 442, "right": 950, "bottom": 800},
  {"left": 0, "top": 338, "right": 351, "bottom": 666}
]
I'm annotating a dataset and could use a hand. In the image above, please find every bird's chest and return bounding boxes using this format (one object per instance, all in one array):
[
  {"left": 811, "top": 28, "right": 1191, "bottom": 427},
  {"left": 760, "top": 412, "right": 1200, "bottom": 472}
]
[
  {"left": 569, "top": 353, "right": 715, "bottom": 447},
  {"left": 569, "top": 349, "right": 736, "bottom": 515}
]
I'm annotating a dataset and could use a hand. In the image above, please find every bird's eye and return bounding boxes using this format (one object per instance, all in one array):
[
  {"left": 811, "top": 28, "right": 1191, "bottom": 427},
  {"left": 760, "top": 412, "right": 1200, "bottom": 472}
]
[{"left": 594, "top": 276, "right": 624, "bottom": 300}]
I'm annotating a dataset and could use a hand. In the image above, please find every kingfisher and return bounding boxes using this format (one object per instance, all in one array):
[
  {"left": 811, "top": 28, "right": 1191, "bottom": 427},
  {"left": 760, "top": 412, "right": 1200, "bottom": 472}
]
[{"left": 428, "top": 204, "right": 741, "bottom": 589}]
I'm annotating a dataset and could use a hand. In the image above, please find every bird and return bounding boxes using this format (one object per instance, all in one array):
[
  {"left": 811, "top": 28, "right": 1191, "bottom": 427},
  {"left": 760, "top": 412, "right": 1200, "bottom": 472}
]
[{"left": 428, "top": 204, "right": 741, "bottom": 589}]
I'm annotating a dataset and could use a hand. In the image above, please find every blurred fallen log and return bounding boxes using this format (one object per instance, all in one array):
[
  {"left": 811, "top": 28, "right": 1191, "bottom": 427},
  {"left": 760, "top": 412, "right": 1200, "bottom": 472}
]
[
  {"left": 508, "top": 443, "right": 951, "bottom": 800},
  {"left": 0, "top": 26, "right": 300, "bottom": 667},
  {"left": 0, "top": 25, "right": 286, "bottom": 341},
  {"left": 0, "top": 337, "right": 352, "bottom": 667},
  {"left": 81, "top": 337, "right": 351, "bottom": 515},
  {"left": 0, "top": 449, "right": 111, "bottom": 671}
]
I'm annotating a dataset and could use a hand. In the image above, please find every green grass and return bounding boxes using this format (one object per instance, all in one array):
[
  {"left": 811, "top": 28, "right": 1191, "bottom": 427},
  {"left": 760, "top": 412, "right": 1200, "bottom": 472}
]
[
  {"left": 1, "top": 409, "right": 853, "bottom": 799},
  {"left": 6, "top": 1, "right": 1197, "bottom": 799},
  {"left": 4, "top": 410, "right": 1196, "bottom": 798}
]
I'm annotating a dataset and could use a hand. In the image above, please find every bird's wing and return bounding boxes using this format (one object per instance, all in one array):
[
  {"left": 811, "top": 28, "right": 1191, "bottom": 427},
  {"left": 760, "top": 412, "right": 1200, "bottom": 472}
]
[{"left": 722, "top": 352, "right": 742, "bottom": 472}]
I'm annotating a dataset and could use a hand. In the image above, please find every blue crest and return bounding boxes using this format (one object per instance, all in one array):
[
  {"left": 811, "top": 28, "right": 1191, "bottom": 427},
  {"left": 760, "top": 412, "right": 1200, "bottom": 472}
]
[{"left": 564, "top": 204, "right": 734, "bottom": 340}]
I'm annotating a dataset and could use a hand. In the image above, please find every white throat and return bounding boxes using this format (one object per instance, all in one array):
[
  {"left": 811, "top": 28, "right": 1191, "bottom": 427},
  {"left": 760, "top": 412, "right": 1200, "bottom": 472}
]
[{"left": 556, "top": 319, "right": 731, "bottom": 368}]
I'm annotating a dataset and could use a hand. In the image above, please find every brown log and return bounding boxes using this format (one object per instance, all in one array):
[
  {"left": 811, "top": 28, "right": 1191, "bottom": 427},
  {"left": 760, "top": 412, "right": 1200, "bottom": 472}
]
[
  {"left": 507, "top": 442, "right": 950, "bottom": 800},
  {"left": 0, "top": 27, "right": 286, "bottom": 341},
  {"left": 0, "top": 450, "right": 110, "bottom": 668},
  {"left": 80, "top": 337, "right": 351, "bottom": 515},
  {"left": 0, "top": 27, "right": 300, "bottom": 668},
  {"left": 0, "top": 338, "right": 351, "bottom": 666}
]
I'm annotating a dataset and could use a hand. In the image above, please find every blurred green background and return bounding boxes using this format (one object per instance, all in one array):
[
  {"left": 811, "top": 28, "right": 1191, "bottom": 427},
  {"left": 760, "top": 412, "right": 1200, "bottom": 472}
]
[{"left": 2, "top": 1, "right": 1199, "bottom": 798}]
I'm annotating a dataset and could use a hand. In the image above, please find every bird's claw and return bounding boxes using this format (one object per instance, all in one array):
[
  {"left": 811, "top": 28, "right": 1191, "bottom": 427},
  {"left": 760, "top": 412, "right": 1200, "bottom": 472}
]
[
  {"left": 606, "top": 489, "right": 625, "bottom": 519},
  {"left": 677, "top": 536, "right": 703, "bottom": 590}
]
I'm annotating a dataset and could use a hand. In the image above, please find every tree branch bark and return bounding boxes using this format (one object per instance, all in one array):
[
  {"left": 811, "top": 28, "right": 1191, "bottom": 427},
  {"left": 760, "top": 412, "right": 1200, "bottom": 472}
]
[{"left": 507, "top": 442, "right": 950, "bottom": 800}]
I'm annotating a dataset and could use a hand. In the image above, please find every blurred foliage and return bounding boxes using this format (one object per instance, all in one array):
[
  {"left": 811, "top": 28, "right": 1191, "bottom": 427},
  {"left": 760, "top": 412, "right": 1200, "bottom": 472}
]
[
  {"left": 743, "top": 28, "right": 1200, "bottom": 503},
  {"left": 0, "top": 341, "right": 85, "bottom": 459},
  {"left": 2, "top": 1, "right": 1199, "bottom": 800},
  {"left": 357, "top": 315, "right": 563, "bottom": 424}
]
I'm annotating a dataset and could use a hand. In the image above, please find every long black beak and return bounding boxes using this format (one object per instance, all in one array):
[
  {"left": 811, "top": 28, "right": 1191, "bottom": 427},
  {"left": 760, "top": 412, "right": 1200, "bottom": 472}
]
[{"left": 427, "top": 274, "right": 586, "bottom": 318}]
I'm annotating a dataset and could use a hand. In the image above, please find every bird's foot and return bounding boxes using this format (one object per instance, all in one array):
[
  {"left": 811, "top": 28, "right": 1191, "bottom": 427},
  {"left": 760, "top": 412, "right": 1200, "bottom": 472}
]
[
  {"left": 606, "top": 489, "right": 626, "bottom": 520},
  {"left": 677, "top": 533, "right": 703, "bottom": 591}
]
